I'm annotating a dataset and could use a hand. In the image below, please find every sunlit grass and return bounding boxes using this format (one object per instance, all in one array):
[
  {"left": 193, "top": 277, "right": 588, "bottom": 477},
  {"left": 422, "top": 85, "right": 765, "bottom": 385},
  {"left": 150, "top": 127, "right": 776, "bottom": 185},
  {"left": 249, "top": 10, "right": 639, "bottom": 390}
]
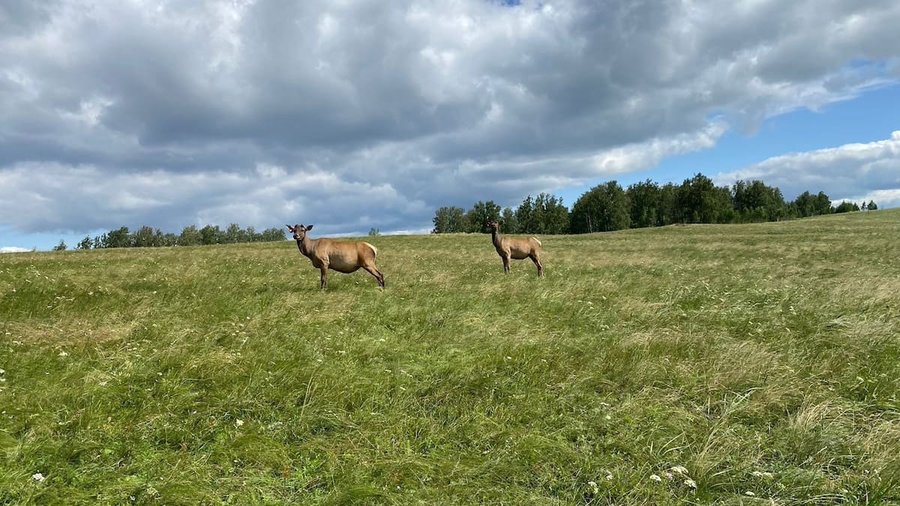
[{"left": 1, "top": 210, "right": 899, "bottom": 504}]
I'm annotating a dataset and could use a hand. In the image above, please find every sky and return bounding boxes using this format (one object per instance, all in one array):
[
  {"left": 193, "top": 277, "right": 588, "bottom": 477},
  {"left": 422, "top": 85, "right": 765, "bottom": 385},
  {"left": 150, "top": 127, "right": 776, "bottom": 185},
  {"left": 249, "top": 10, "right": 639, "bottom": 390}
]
[{"left": 1, "top": 0, "right": 899, "bottom": 252}]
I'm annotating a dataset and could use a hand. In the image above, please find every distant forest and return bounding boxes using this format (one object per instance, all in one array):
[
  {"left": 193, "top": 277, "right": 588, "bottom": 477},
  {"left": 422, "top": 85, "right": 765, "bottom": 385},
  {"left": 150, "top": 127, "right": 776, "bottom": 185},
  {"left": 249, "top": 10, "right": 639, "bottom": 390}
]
[
  {"left": 54, "top": 224, "right": 285, "bottom": 251},
  {"left": 432, "top": 173, "right": 878, "bottom": 234},
  {"left": 51, "top": 173, "right": 879, "bottom": 251}
]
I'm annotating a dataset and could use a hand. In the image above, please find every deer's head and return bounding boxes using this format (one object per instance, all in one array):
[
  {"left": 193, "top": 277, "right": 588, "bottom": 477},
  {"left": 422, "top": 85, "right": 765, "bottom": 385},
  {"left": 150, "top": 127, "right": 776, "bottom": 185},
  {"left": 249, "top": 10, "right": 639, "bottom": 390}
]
[{"left": 286, "top": 224, "right": 314, "bottom": 241}]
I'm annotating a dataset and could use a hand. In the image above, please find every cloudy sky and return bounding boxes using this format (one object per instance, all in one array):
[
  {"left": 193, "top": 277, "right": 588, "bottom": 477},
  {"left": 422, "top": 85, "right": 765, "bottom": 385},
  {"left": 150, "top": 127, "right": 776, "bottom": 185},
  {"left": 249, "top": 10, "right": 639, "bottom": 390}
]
[{"left": 2, "top": 0, "right": 899, "bottom": 251}]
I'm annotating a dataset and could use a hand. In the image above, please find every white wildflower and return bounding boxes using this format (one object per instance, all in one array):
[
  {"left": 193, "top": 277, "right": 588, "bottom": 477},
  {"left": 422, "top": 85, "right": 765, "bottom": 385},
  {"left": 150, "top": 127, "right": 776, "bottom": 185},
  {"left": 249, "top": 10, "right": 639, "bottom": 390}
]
[
  {"left": 751, "top": 470, "right": 774, "bottom": 479},
  {"left": 588, "top": 481, "right": 599, "bottom": 494},
  {"left": 650, "top": 474, "right": 662, "bottom": 482},
  {"left": 745, "top": 491, "right": 756, "bottom": 496},
  {"left": 32, "top": 472, "right": 45, "bottom": 482},
  {"left": 670, "top": 465, "right": 689, "bottom": 475},
  {"left": 235, "top": 419, "right": 244, "bottom": 427},
  {"left": 58, "top": 351, "right": 69, "bottom": 357},
  {"left": 684, "top": 478, "right": 697, "bottom": 489}
]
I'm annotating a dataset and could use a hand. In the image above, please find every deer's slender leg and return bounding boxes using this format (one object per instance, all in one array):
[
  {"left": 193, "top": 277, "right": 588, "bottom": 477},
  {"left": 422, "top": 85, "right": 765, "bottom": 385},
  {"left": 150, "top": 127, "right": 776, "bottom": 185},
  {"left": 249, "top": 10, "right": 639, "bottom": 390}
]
[
  {"left": 530, "top": 254, "right": 544, "bottom": 277},
  {"left": 363, "top": 265, "right": 385, "bottom": 288},
  {"left": 319, "top": 266, "right": 328, "bottom": 289}
]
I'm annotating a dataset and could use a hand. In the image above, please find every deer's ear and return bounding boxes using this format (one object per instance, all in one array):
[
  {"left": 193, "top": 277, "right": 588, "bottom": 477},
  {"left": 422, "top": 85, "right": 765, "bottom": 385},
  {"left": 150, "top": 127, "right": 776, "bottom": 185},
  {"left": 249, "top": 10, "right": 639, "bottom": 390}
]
[
  {"left": 306, "top": 225, "right": 314, "bottom": 231},
  {"left": 286, "top": 224, "right": 293, "bottom": 231}
]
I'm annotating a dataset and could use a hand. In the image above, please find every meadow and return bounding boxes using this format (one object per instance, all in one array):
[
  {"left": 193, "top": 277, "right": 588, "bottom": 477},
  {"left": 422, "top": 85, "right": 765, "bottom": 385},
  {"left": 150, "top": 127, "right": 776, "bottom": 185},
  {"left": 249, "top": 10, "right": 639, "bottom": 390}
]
[{"left": 1, "top": 210, "right": 898, "bottom": 504}]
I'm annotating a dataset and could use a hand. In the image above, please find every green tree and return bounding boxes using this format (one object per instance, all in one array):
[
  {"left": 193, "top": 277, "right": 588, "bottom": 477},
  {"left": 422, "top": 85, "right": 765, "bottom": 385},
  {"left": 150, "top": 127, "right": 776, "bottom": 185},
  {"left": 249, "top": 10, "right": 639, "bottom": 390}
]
[
  {"left": 200, "top": 225, "right": 222, "bottom": 245},
  {"left": 52, "top": 240, "right": 67, "bottom": 251},
  {"left": 513, "top": 193, "right": 569, "bottom": 234},
  {"left": 432, "top": 207, "right": 468, "bottom": 233},
  {"left": 834, "top": 201, "right": 860, "bottom": 213},
  {"left": 626, "top": 179, "right": 661, "bottom": 228},
  {"left": 259, "top": 227, "right": 287, "bottom": 242},
  {"left": 133, "top": 226, "right": 162, "bottom": 248},
  {"left": 179, "top": 225, "right": 202, "bottom": 246},
  {"left": 465, "top": 200, "right": 502, "bottom": 233},
  {"left": 656, "top": 183, "right": 678, "bottom": 226},
  {"left": 533, "top": 193, "right": 570, "bottom": 234},
  {"left": 676, "top": 174, "right": 733, "bottom": 224},
  {"left": 814, "top": 192, "right": 833, "bottom": 216},
  {"left": 76, "top": 236, "right": 92, "bottom": 250},
  {"left": 732, "top": 180, "right": 787, "bottom": 222},
  {"left": 500, "top": 207, "right": 519, "bottom": 234},
  {"left": 224, "top": 223, "right": 246, "bottom": 244},
  {"left": 792, "top": 191, "right": 817, "bottom": 218},
  {"left": 104, "top": 227, "right": 131, "bottom": 248},
  {"left": 868, "top": 200, "right": 878, "bottom": 211},
  {"left": 570, "top": 181, "right": 630, "bottom": 233},
  {"left": 514, "top": 196, "right": 535, "bottom": 233}
]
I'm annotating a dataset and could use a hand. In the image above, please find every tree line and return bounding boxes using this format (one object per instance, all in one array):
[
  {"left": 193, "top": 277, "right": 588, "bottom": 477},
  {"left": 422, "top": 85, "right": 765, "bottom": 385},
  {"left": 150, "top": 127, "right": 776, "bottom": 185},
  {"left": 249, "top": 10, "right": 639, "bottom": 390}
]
[
  {"left": 54, "top": 224, "right": 286, "bottom": 251},
  {"left": 432, "top": 173, "right": 878, "bottom": 234}
]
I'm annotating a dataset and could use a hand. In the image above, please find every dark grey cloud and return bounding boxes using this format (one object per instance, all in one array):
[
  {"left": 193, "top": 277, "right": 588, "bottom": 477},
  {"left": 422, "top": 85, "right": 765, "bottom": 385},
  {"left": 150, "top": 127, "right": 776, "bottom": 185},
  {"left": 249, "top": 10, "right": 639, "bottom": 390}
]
[
  {"left": 0, "top": 1, "right": 58, "bottom": 36},
  {"left": 1, "top": 0, "right": 899, "bottom": 238}
]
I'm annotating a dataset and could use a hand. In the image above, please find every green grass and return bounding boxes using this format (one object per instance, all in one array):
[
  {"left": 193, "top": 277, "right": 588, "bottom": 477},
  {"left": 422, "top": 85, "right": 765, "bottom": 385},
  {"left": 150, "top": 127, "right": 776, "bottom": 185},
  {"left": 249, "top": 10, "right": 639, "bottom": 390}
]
[{"left": 1, "top": 210, "right": 899, "bottom": 504}]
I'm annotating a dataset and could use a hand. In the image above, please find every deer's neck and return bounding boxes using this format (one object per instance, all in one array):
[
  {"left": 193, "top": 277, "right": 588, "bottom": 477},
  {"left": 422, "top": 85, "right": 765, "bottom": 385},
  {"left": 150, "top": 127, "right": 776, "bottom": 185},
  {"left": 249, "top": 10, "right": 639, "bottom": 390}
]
[
  {"left": 296, "top": 237, "right": 316, "bottom": 258},
  {"left": 491, "top": 229, "right": 502, "bottom": 249}
]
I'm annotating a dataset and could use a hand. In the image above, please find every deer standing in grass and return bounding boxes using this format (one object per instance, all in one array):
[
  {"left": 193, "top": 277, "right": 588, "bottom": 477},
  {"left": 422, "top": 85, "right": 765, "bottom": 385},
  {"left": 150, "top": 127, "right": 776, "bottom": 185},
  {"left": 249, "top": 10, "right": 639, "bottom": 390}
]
[
  {"left": 287, "top": 224, "right": 385, "bottom": 289},
  {"left": 487, "top": 221, "right": 544, "bottom": 277}
]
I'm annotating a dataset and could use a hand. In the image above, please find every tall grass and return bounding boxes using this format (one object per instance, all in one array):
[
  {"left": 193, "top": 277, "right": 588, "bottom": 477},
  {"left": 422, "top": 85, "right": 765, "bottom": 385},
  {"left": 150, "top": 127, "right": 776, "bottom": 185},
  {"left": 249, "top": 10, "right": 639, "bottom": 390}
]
[{"left": 1, "top": 210, "right": 898, "bottom": 504}]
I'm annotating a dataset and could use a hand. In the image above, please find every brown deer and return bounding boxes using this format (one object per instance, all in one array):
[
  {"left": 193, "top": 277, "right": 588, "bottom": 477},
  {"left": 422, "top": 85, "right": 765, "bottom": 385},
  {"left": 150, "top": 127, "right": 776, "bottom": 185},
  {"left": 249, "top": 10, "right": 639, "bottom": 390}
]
[
  {"left": 287, "top": 224, "right": 385, "bottom": 289},
  {"left": 487, "top": 220, "right": 544, "bottom": 277}
]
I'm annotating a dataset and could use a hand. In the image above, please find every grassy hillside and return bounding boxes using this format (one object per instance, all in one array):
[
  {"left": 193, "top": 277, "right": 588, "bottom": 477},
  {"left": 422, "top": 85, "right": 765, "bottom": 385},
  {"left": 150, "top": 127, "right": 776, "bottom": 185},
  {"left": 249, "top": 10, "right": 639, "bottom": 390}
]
[{"left": 1, "top": 211, "right": 898, "bottom": 504}]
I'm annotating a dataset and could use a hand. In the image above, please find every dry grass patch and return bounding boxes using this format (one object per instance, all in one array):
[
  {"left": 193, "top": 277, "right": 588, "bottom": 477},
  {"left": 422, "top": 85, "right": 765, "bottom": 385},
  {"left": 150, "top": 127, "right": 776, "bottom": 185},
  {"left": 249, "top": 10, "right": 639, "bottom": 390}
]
[{"left": 4, "top": 318, "right": 139, "bottom": 348}]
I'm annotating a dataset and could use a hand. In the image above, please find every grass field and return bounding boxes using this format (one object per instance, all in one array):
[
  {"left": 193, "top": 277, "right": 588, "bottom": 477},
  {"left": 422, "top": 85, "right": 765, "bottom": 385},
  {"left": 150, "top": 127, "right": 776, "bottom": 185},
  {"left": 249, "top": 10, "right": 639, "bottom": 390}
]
[{"left": 1, "top": 210, "right": 899, "bottom": 504}]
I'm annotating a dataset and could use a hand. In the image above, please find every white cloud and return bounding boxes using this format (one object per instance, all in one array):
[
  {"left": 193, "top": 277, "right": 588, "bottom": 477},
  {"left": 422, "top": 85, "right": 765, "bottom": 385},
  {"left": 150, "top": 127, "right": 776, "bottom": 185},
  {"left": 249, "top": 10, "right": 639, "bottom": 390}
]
[
  {"left": 1, "top": 0, "right": 899, "bottom": 235},
  {"left": 0, "top": 162, "right": 425, "bottom": 235},
  {"left": 591, "top": 122, "right": 728, "bottom": 175},
  {"left": 0, "top": 246, "right": 31, "bottom": 254},
  {"left": 715, "top": 131, "right": 900, "bottom": 204},
  {"left": 836, "top": 189, "right": 900, "bottom": 209}
]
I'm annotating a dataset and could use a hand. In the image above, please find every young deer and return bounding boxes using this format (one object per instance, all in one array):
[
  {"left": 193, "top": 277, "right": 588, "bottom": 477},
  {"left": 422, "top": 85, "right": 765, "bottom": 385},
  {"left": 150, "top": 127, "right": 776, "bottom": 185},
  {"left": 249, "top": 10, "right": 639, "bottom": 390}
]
[
  {"left": 487, "top": 221, "right": 544, "bottom": 277},
  {"left": 287, "top": 224, "right": 385, "bottom": 289}
]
